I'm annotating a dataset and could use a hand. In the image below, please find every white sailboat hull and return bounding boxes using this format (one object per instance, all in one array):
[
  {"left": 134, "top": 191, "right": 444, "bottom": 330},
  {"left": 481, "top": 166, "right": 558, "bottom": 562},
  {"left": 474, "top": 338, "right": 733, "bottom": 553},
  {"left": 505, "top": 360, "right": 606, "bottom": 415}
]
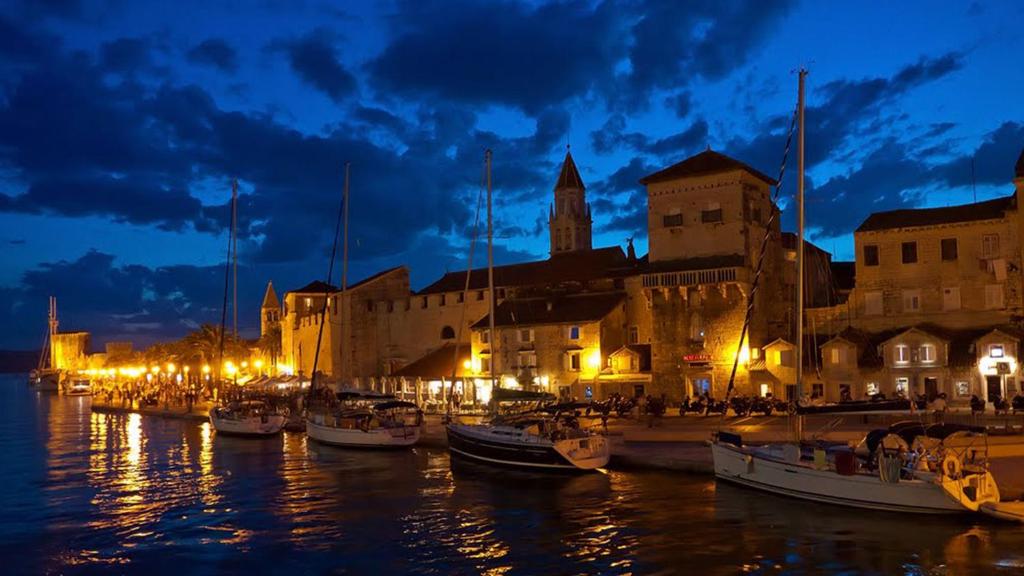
[
  {"left": 711, "top": 441, "right": 992, "bottom": 514},
  {"left": 306, "top": 419, "right": 420, "bottom": 448},
  {"left": 209, "top": 410, "right": 286, "bottom": 436}
]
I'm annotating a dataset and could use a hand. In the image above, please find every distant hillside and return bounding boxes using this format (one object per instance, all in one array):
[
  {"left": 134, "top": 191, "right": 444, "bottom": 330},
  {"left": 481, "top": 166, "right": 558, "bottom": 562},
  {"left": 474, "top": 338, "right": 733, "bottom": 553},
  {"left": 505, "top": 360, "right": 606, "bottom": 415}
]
[{"left": 0, "top": 350, "right": 38, "bottom": 374}]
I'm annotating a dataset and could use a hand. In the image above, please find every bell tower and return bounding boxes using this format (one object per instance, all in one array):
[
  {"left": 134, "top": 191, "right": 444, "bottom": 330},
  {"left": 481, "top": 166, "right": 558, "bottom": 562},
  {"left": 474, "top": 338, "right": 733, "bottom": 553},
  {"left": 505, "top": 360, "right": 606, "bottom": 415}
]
[
  {"left": 549, "top": 148, "right": 592, "bottom": 255},
  {"left": 260, "top": 281, "right": 281, "bottom": 337}
]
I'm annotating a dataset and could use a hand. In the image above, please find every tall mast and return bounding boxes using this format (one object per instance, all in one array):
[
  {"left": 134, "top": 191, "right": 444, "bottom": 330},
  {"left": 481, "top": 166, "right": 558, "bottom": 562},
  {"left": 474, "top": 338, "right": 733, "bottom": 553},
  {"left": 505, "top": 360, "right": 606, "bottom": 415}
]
[
  {"left": 308, "top": 163, "right": 348, "bottom": 396},
  {"left": 796, "top": 69, "right": 807, "bottom": 404},
  {"left": 342, "top": 163, "right": 350, "bottom": 293},
  {"left": 231, "top": 179, "right": 238, "bottom": 340},
  {"left": 486, "top": 150, "right": 497, "bottom": 392}
]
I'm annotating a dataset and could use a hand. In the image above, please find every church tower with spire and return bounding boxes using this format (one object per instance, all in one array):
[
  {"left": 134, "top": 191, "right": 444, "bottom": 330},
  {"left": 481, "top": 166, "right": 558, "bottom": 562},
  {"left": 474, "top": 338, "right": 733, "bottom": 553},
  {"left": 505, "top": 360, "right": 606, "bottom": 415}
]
[
  {"left": 260, "top": 281, "right": 281, "bottom": 338},
  {"left": 549, "top": 148, "right": 592, "bottom": 255}
]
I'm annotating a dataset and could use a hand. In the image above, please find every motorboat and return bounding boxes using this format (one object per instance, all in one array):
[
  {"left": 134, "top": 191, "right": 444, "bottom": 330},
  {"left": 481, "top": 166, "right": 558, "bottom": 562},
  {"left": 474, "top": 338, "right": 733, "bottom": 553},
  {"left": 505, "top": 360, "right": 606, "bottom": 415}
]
[
  {"left": 65, "top": 378, "right": 92, "bottom": 396},
  {"left": 446, "top": 389, "right": 610, "bottom": 471},
  {"left": 209, "top": 399, "right": 287, "bottom": 436},
  {"left": 305, "top": 391, "right": 422, "bottom": 448},
  {"left": 712, "top": 422, "right": 1002, "bottom": 515}
]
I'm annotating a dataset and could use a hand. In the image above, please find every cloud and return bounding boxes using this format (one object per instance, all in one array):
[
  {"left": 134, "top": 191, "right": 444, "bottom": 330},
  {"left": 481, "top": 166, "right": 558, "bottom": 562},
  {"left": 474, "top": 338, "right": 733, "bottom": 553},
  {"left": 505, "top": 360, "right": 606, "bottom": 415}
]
[
  {"left": 186, "top": 37, "right": 238, "bottom": 72},
  {"left": 369, "top": 0, "right": 626, "bottom": 114},
  {"left": 276, "top": 30, "right": 357, "bottom": 103},
  {"left": 591, "top": 114, "right": 708, "bottom": 158},
  {"left": 99, "top": 37, "right": 152, "bottom": 72}
]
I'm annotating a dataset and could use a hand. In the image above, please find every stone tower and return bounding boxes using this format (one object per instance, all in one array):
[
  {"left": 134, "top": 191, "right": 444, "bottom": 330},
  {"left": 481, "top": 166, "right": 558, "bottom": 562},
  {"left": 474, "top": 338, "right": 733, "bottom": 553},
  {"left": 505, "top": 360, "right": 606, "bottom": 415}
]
[
  {"left": 260, "top": 281, "right": 281, "bottom": 337},
  {"left": 548, "top": 149, "right": 592, "bottom": 255}
]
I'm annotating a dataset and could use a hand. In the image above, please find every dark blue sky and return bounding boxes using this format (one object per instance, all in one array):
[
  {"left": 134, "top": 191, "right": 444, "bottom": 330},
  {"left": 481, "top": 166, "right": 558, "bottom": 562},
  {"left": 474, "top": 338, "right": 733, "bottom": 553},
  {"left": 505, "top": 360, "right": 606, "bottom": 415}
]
[{"left": 1, "top": 0, "right": 1022, "bottom": 350}]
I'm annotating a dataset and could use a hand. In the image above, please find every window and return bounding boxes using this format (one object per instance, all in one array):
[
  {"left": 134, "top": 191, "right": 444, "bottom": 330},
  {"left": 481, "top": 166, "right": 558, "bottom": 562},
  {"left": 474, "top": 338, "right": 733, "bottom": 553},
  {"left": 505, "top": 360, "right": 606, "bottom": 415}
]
[
  {"left": 778, "top": 349, "right": 795, "bottom": 367},
  {"left": 480, "top": 356, "right": 491, "bottom": 374},
  {"left": 866, "top": 382, "right": 879, "bottom": 396},
  {"left": 421, "top": 296, "right": 428, "bottom": 309},
  {"left": 568, "top": 352, "right": 581, "bottom": 371},
  {"left": 701, "top": 202, "right": 723, "bottom": 223},
  {"left": 759, "top": 383, "right": 770, "bottom": 397},
  {"left": 985, "top": 284, "right": 1005, "bottom": 309},
  {"left": 440, "top": 326, "right": 455, "bottom": 340},
  {"left": 990, "top": 344, "right": 1005, "bottom": 358},
  {"left": 863, "top": 245, "right": 879, "bottom": 267},
  {"left": 457, "top": 292, "right": 464, "bottom": 304},
  {"left": 920, "top": 344, "right": 936, "bottom": 363},
  {"left": 830, "top": 348, "right": 843, "bottom": 365},
  {"left": 366, "top": 300, "right": 374, "bottom": 312},
  {"left": 901, "top": 241, "right": 917, "bottom": 264},
  {"left": 689, "top": 313, "right": 705, "bottom": 343},
  {"left": 941, "top": 238, "right": 958, "bottom": 261},
  {"left": 865, "top": 291, "right": 883, "bottom": 316},
  {"left": 902, "top": 289, "right": 921, "bottom": 312},
  {"left": 477, "top": 290, "right": 485, "bottom": 301},
  {"left": 942, "top": 287, "right": 961, "bottom": 311},
  {"left": 439, "top": 294, "right": 446, "bottom": 307},
  {"left": 629, "top": 325, "right": 639, "bottom": 344},
  {"left": 517, "top": 351, "right": 537, "bottom": 368},
  {"left": 895, "top": 344, "right": 910, "bottom": 364},
  {"left": 956, "top": 381, "right": 970, "bottom": 397},
  {"left": 518, "top": 329, "right": 534, "bottom": 343},
  {"left": 304, "top": 297, "right": 312, "bottom": 309},
  {"left": 896, "top": 377, "right": 909, "bottom": 396},
  {"left": 405, "top": 299, "right": 411, "bottom": 311},
  {"left": 812, "top": 383, "right": 824, "bottom": 397},
  {"left": 751, "top": 206, "right": 762, "bottom": 224},
  {"left": 983, "top": 234, "right": 1000, "bottom": 258},
  {"left": 663, "top": 213, "right": 683, "bottom": 227},
  {"left": 568, "top": 326, "right": 580, "bottom": 340},
  {"left": 387, "top": 301, "right": 394, "bottom": 313}
]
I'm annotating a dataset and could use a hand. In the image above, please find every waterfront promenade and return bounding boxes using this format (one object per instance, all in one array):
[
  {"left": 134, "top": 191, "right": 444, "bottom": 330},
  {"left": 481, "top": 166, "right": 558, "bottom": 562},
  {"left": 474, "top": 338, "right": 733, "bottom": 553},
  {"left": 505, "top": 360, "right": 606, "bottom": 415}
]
[{"left": 88, "top": 396, "right": 1024, "bottom": 496}]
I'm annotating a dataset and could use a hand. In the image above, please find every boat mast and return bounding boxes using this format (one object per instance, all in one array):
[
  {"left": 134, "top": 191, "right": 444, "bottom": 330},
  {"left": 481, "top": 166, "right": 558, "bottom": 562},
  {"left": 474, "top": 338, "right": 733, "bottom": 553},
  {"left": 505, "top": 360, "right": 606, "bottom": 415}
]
[
  {"left": 795, "top": 68, "right": 807, "bottom": 438},
  {"left": 486, "top": 149, "right": 498, "bottom": 394},
  {"left": 232, "top": 179, "right": 238, "bottom": 341},
  {"left": 309, "top": 163, "right": 348, "bottom": 397}
]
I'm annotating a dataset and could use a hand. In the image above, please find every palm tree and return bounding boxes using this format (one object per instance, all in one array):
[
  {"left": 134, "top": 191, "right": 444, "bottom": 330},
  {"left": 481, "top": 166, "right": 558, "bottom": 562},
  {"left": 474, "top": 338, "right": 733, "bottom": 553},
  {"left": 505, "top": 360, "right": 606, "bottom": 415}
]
[{"left": 182, "top": 324, "right": 222, "bottom": 368}]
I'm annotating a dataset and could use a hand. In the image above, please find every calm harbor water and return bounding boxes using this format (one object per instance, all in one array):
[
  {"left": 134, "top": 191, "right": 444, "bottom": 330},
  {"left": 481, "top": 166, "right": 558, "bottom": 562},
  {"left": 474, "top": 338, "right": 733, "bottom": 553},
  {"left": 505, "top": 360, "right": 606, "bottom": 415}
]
[{"left": 3, "top": 375, "right": 1024, "bottom": 575}]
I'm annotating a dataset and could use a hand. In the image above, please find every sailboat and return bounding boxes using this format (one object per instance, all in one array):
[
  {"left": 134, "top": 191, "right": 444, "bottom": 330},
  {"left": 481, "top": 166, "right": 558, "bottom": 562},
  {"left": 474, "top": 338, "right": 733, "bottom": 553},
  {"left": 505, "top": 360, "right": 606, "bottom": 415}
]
[
  {"left": 209, "top": 180, "right": 287, "bottom": 436},
  {"left": 710, "top": 70, "right": 1004, "bottom": 515},
  {"left": 444, "top": 150, "right": 610, "bottom": 471},
  {"left": 28, "top": 296, "right": 60, "bottom": 392},
  {"left": 303, "top": 163, "right": 423, "bottom": 448}
]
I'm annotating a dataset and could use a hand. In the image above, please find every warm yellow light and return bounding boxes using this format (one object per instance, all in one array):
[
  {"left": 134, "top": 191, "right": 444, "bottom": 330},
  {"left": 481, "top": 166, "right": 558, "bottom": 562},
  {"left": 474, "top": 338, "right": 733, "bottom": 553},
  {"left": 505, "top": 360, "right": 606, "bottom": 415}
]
[
  {"left": 471, "top": 357, "right": 482, "bottom": 373},
  {"left": 150, "top": 366, "right": 159, "bottom": 374},
  {"left": 202, "top": 364, "right": 211, "bottom": 374},
  {"left": 739, "top": 345, "right": 751, "bottom": 365},
  {"left": 224, "top": 361, "right": 237, "bottom": 376},
  {"left": 166, "top": 363, "right": 176, "bottom": 374},
  {"left": 462, "top": 360, "right": 472, "bottom": 370},
  {"left": 276, "top": 363, "right": 294, "bottom": 376},
  {"left": 183, "top": 365, "right": 190, "bottom": 373},
  {"left": 254, "top": 360, "right": 263, "bottom": 369},
  {"left": 241, "top": 361, "right": 248, "bottom": 368},
  {"left": 587, "top": 351, "right": 602, "bottom": 370}
]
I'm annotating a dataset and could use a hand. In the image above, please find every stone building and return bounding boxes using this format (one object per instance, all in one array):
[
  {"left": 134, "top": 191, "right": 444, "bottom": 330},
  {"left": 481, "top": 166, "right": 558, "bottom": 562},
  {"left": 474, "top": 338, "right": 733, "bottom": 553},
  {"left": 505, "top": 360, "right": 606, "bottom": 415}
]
[
  {"left": 469, "top": 291, "right": 628, "bottom": 401},
  {"left": 638, "top": 149, "right": 792, "bottom": 400},
  {"left": 549, "top": 149, "right": 592, "bottom": 254},
  {"left": 806, "top": 147, "right": 1024, "bottom": 406}
]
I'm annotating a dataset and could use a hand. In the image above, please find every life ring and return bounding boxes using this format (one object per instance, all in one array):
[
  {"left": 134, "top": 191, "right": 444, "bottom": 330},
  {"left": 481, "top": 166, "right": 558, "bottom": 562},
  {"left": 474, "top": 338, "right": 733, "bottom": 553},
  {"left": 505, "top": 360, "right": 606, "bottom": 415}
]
[{"left": 942, "top": 455, "right": 962, "bottom": 479}]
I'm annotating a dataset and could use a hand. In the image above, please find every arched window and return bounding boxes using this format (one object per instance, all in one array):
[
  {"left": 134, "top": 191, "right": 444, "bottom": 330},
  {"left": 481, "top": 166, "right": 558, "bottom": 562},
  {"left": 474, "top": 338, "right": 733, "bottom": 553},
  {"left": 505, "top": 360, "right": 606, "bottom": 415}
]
[{"left": 441, "top": 326, "right": 456, "bottom": 340}]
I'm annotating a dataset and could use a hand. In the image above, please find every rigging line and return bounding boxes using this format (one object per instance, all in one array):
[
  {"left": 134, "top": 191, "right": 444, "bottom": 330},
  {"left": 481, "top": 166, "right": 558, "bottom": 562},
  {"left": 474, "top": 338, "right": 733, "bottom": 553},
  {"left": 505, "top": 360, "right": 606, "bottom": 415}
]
[
  {"left": 309, "top": 163, "right": 349, "bottom": 399},
  {"left": 217, "top": 180, "right": 236, "bottom": 384},
  {"left": 721, "top": 104, "right": 799, "bottom": 423},
  {"left": 448, "top": 164, "right": 487, "bottom": 416}
]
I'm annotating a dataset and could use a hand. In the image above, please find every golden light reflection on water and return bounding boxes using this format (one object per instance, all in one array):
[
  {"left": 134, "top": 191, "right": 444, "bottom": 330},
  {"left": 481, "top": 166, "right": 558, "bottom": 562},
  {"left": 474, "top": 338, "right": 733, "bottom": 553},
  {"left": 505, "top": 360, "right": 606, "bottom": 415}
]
[{"left": 20, "top": 385, "right": 1024, "bottom": 574}]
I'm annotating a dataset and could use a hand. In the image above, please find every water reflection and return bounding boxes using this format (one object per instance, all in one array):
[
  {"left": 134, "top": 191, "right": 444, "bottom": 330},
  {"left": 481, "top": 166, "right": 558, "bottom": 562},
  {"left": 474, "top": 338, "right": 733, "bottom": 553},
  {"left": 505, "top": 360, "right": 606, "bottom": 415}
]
[{"left": 3, "top": 375, "right": 1024, "bottom": 575}]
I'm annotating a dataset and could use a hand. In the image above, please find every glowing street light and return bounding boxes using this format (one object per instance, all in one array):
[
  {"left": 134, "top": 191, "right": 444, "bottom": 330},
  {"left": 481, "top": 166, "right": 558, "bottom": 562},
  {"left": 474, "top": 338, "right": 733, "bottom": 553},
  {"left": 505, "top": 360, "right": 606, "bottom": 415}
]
[{"left": 166, "top": 363, "right": 176, "bottom": 374}]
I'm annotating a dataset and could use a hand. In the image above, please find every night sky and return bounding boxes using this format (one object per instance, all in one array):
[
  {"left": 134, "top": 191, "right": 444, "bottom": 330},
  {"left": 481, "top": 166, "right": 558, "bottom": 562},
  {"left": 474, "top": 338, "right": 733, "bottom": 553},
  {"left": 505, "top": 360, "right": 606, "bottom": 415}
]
[{"left": 1, "top": 0, "right": 1022, "bottom": 350}]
